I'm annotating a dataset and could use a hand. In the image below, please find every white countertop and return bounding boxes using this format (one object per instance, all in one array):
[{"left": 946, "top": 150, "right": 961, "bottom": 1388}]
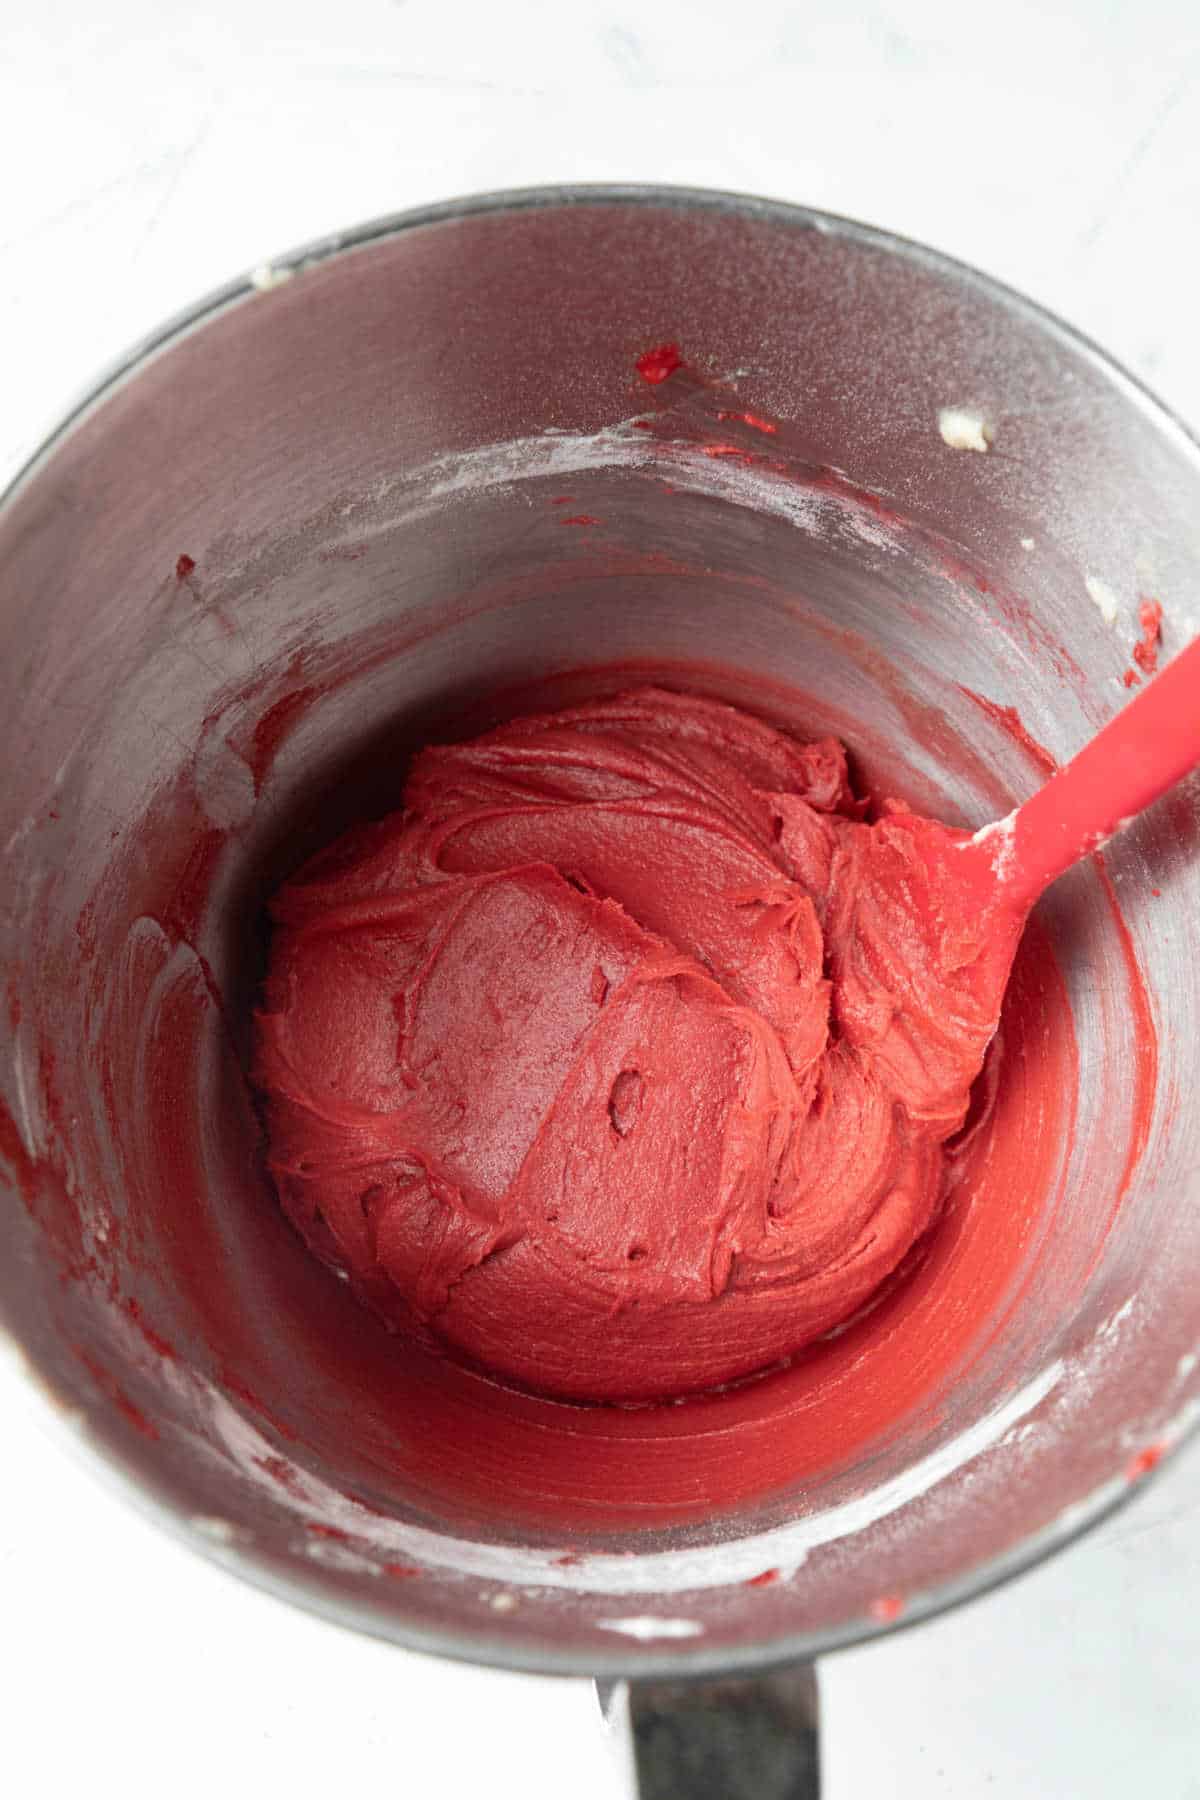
[{"left": 4, "top": 4, "right": 1200, "bottom": 1794}]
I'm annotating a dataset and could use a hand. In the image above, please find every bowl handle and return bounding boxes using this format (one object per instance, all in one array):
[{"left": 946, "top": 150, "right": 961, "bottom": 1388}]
[{"left": 598, "top": 1663, "right": 820, "bottom": 1798}]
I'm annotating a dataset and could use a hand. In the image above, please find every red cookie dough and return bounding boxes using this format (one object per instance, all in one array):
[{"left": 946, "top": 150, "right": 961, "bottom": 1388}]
[{"left": 254, "top": 689, "right": 1023, "bottom": 1401}]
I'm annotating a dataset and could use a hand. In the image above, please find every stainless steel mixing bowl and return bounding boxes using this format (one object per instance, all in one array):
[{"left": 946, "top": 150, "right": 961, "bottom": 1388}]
[{"left": 1, "top": 187, "right": 1198, "bottom": 1793}]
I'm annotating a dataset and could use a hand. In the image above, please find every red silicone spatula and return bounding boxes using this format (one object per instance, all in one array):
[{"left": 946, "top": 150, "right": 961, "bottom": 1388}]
[{"left": 964, "top": 635, "right": 1200, "bottom": 912}]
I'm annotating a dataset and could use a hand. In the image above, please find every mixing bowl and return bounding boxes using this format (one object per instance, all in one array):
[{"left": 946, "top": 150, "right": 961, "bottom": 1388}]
[{"left": 1, "top": 186, "right": 1198, "bottom": 1792}]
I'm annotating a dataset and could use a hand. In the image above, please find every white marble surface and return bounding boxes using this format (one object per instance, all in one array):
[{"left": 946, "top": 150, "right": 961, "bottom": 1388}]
[{"left": 3, "top": 3, "right": 1200, "bottom": 1794}]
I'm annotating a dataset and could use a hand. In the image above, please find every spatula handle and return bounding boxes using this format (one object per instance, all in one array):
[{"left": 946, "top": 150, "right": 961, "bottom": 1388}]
[{"left": 1002, "top": 635, "right": 1200, "bottom": 908}]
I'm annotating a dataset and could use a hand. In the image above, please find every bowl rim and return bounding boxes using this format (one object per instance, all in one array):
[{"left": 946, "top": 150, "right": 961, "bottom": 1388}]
[{"left": 2, "top": 181, "right": 1198, "bottom": 1681}]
